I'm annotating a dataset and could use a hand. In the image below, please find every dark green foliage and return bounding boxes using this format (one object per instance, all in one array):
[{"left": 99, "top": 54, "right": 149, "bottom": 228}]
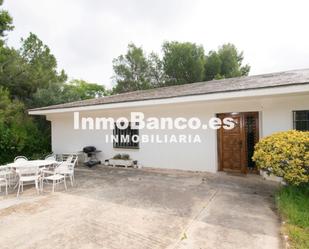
[
  {"left": 0, "top": 88, "right": 49, "bottom": 164},
  {"left": 112, "top": 42, "right": 250, "bottom": 93},
  {"left": 204, "top": 43, "right": 250, "bottom": 80},
  {"left": 162, "top": 41, "right": 205, "bottom": 85},
  {"left": 32, "top": 79, "right": 107, "bottom": 107},
  {"left": 0, "top": 33, "right": 67, "bottom": 102},
  {"left": 0, "top": 32, "right": 66, "bottom": 162},
  {"left": 147, "top": 52, "right": 165, "bottom": 87},
  {"left": 112, "top": 43, "right": 152, "bottom": 93},
  {"left": 204, "top": 51, "right": 222, "bottom": 80}
]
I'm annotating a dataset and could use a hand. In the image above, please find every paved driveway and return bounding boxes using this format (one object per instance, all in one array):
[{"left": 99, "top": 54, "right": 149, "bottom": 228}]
[{"left": 0, "top": 167, "right": 282, "bottom": 249}]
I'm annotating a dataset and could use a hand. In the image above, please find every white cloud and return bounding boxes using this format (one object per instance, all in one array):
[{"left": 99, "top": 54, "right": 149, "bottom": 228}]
[{"left": 4, "top": 0, "right": 309, "bottom": 88}]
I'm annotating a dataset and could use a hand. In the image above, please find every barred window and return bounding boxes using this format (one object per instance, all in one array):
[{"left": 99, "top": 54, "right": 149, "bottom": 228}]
[
  {"left": 113, "top": 122, "right": 139, "bottom": 149},
  {"left": 293, "top": 111, "right": 309, "bottom": 131}
]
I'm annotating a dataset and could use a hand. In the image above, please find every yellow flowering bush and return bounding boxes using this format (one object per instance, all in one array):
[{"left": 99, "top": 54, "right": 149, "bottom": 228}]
[{"left": 252, "top": 130, "right": 309, "bottom": 185}]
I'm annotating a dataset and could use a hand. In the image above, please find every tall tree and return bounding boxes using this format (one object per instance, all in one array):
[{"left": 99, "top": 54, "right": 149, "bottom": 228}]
[
  {"left": 112, "top": 43, "right": 151, "bottom": 93},
  {"left": 203, "top": 51, "right": 222, "bottom": 80},
  {"left": 0, "top": 87, "right": 49, "bottom": 163},
  {"left": 204, "top": 43, "right": 250, "bottom": 80},
  {"left": 19, "top": 33, "right": 67, "bottom": 98},
  {"left": 147, "top": 52, "right": 165, "bottom": 87},
  {"left": 0, "top": 33, "right": 67, "bottom": 101},
  {"left": 0, "top": 0, "right": 13, "bottom": 45},
  {"left": 0, "top": 2, "right": 112, "bottom": 161},
  {"left": 162, "top": 41, "right": 205, "bottom": 85},
  {"left": 32, "top": 79, "right": 107, "bottom": 107},
  {"left": 64, "top": 79, "right": 107, "bottom": 99}
]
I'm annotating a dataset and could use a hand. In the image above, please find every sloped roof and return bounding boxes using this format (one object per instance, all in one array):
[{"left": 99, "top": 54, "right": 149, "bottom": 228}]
[{"left": 29, "top": 68, "right": 309, "bottom": 111}]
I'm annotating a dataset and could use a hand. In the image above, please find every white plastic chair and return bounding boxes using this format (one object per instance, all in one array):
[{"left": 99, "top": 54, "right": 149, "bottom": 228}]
[
  {"left": 16, "top": 166, "right": 40, "bottom": 197},
  {"left": 0, "top": 177, "right": 8, "bottom": 195},
  {"left": 43, "top": 154, "right": 57, "bottom": 171},
  {"left": 41, "top": 163, "right": 67, "bottom": 192},
  {"left": 55, "top": 155, "right": 77, "bottom": 186},
  {"left": 0, "top": 166, "right": 12, "bottom": 189},
  {"left": 65, "top": 155, "right": 73, "bottom": 163},
  {"left": 14, "top": 156, "right": 28, "bottom": 163},
  {"left": 13, "top": 156, "right": 29, "bottom": 186},
  {"left": 0, "top": 166, "right": 10, "bottom": 196},
  {"left": 45, "top": 154, "right": 56, "bottom": 161}
]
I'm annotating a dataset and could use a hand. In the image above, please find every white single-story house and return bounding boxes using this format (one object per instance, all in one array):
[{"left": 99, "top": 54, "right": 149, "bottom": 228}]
[{"left": 29, "top": 68, "right": 309, "bottom": 173}]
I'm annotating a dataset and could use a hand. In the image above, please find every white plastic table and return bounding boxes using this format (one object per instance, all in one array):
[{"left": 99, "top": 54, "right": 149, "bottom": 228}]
[
  {"left": 7, "top": 160, "right": 59, "bottom": 190},
  {"left": 7, "top": 160, "right": 58, "bottom": 169}
]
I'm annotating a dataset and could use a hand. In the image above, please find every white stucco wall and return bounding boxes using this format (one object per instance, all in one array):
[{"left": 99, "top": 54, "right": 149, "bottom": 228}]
[{"left": 48, "top": 93, "right": 309, "bottom": 172}]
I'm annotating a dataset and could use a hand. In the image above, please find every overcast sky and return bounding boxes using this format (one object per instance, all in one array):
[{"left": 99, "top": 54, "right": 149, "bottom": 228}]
[{"left": 4, "top": 0, "right": 309, "bottom": 88}]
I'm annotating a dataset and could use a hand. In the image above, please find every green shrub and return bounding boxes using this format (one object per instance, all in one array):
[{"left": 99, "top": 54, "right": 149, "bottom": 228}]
[
  {"left": 121, "top": 154, "right": 130, "bottom": 160},
  {"left": 112, "top": 154, "right": 130, "bottom": 160},
  {"left": 113, "top": 154, "right": 122, "bottom": 159},
  {"left": 0, "top": 87, "right": 50, "bottom": 164},
  {"left": 252, "top": 130, "right": 309, "bottom": 185}
]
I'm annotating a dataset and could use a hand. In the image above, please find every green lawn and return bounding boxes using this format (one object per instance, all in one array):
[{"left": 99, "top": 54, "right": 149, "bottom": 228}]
[{"left": 276, "top": 184, "right": 309, "bottom": 249}]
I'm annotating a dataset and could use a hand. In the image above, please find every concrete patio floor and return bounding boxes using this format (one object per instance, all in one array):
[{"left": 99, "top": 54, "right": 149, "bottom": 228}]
[{"left": 0, "top": 166, "right": 282, "bottom": 249}]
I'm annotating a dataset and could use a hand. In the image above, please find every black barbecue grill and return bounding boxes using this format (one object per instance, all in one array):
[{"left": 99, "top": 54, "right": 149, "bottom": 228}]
[{"left": 82, "top": 146, "right": 101, "bottom": 167}]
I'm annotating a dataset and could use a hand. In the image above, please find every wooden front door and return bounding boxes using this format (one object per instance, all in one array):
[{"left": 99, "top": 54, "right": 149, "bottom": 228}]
[
  {"left": 217, "top": 112, "right": 259, "bottom": 173},
  {"left": 217, "top": 113, "right": 246, "bottom": 173}
]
